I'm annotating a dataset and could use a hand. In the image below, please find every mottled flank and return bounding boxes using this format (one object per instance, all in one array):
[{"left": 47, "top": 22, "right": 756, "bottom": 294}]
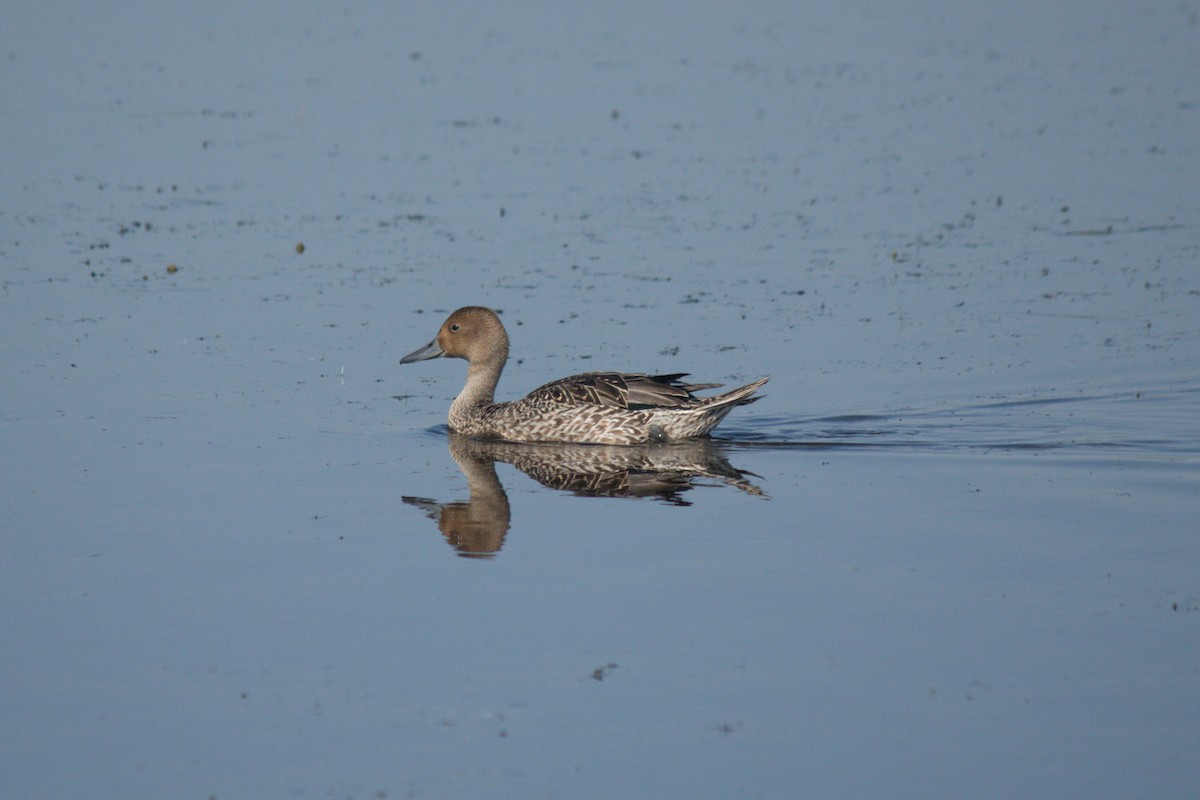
[{"left": 399, "top": 306, "right": 769, "bottom": 444}]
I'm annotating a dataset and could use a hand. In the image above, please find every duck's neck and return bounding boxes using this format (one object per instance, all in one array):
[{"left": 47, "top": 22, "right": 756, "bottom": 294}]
[
  {"left": 451, "top": 338, "right": 504, "bottom": 412},
  {"left": 450, "top": 328, "right": 509, "bottom": 426},
  {"left": 459, "top": 359, "right": 503, "bottom": 406}
]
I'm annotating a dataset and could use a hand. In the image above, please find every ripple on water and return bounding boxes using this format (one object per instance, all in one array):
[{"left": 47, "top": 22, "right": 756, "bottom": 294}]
[{"left": 717, "top": 382, "right": 1200, "bottom": 462}]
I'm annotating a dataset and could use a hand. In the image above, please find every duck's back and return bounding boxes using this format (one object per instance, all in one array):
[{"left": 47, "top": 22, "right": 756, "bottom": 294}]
[{"left": 523, "top": 372, "right": 722, "bottom": 410}]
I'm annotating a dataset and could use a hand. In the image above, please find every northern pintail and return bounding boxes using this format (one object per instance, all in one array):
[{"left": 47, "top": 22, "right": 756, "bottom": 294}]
[{"left": 399, "top": 306, "right": 768, "bottom": 445}]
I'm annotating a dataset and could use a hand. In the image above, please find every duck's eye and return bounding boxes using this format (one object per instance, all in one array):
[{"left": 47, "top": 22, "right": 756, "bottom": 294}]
[{"left": 450, "top": 323, "right": 460, "bottom": 332}]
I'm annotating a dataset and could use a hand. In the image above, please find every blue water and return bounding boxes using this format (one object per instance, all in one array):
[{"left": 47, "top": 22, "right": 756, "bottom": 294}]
[{"left": 3, "top": 1, "right": 1198, "bottom": 798}]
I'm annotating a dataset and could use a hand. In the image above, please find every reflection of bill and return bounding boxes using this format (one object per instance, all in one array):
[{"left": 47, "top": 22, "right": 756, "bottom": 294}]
[{"left": 403, "top": 433, "right": 766, "bottom": 558}]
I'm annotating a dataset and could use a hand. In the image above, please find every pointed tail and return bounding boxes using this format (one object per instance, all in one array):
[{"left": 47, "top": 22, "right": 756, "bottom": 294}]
[{"left": 704, "top": 376, "right": 770, "bottom": 409}]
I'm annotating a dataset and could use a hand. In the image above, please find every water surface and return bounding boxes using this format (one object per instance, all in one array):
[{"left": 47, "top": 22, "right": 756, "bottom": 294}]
[{"left": 3, "top": 1, "right": 1198, "bottom": 798}]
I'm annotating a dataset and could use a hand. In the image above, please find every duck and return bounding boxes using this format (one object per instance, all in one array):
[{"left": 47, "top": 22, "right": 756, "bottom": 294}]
[{"left": 399, "top": 306, "right": 768, "bottom": 445}]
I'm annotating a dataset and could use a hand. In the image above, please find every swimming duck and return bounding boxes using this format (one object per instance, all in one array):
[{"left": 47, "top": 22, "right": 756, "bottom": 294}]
[{"left": 399, "top": 306, "right": 768, "bottom": 445}]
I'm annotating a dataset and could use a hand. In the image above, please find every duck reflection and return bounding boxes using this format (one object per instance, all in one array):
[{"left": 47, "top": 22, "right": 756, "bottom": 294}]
[{"left": 403, "top": 433, "right": 766, "bottom": 558}]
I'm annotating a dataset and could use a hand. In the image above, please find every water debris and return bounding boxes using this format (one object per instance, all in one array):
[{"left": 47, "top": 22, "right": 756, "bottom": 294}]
[
  {"left": 295, "top": 242, "right": 305, "bottom": 254},
  {"left": 590, "top": 663, "right": 618, "bottom": 681}
]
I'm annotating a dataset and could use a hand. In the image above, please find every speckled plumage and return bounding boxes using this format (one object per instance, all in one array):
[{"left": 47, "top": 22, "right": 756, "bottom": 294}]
[{"left": 399, "top": 306, "right": 769, "bottom": 445}]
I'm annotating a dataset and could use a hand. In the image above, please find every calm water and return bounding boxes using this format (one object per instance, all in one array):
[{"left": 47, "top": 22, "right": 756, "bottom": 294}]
[{"left": 3, "top": 1, "right": 1198, "bottom": 798}]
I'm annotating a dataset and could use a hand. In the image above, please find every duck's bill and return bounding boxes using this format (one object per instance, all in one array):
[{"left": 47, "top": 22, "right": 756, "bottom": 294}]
[{"left": 400, "top": 339, "right": 445, "bottom": 364}]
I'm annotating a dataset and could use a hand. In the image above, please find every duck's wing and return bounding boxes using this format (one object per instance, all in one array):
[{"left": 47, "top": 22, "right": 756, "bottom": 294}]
[{"left": 525, "top": 372, "right": 722, "bottom": 410}]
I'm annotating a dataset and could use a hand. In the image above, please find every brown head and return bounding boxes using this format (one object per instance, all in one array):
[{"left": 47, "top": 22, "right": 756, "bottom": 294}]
[{"left": 399, "top": 306, "right": 510, "bottom": 369}]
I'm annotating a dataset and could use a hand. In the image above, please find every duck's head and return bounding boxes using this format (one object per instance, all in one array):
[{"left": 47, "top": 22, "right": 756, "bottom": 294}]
[{"left": 400, "top": 306, "right": 510, "bottom": 366}]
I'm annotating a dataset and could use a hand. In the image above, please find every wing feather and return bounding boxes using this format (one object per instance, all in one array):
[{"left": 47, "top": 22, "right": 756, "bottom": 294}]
[{"left": 524, "top": 372, "right": 720, "bottom": 410}]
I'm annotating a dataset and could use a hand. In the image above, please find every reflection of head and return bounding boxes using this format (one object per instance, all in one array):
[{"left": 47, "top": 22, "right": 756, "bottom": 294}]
[{"left": 404, "top": 439, "right": 511, "bottom": 558}]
